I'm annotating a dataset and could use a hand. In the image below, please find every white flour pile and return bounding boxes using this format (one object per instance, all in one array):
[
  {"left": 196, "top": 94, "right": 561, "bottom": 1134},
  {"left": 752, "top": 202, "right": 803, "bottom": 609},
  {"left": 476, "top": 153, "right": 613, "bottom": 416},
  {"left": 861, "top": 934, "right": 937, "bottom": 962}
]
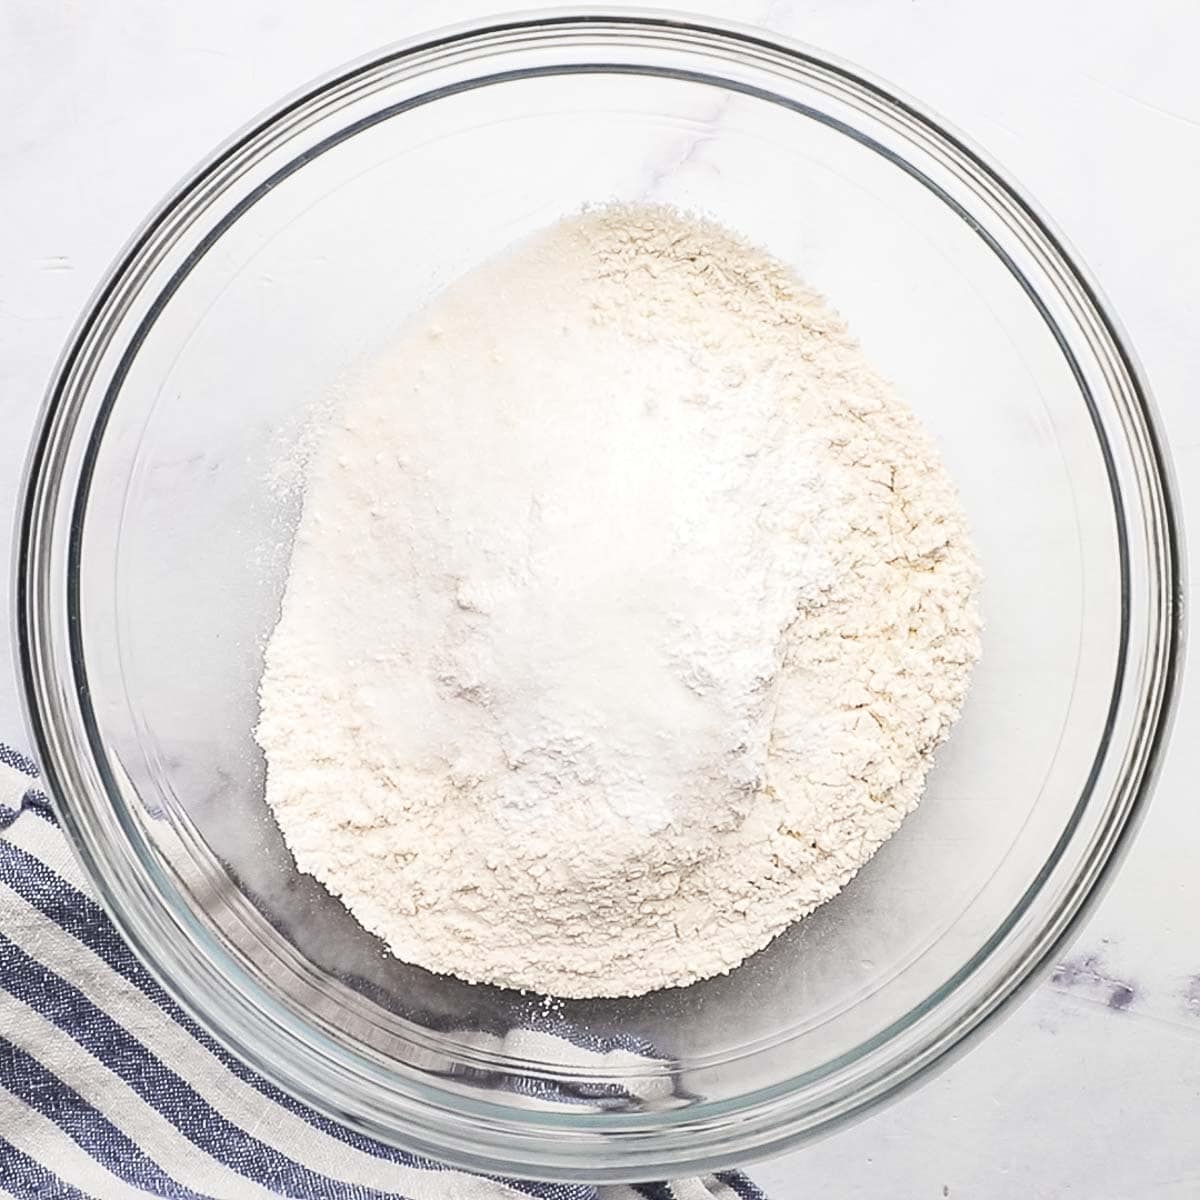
[{"left": 256, "top": 204, "right": 981, "bottom": 999}]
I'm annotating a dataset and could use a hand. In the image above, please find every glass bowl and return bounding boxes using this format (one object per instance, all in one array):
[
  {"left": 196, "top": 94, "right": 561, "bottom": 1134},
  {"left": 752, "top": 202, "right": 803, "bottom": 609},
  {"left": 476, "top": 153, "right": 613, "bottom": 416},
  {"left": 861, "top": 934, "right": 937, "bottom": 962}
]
[{"left": 14, "top": 11, "right": 1183, "bottom": 1182}]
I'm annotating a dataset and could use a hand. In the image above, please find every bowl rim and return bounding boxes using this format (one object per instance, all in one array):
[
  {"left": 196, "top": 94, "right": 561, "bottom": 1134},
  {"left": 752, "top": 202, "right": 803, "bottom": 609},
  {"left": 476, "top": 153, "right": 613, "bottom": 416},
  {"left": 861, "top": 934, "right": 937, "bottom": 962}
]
[{"left": 13, "top": 7, "right": 1186, "bottom": 1180}]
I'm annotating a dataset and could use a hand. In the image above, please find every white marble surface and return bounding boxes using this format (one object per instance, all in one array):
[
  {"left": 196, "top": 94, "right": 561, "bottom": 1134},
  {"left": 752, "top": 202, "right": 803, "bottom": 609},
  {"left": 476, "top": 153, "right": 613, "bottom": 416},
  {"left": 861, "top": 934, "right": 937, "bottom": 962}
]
[{"left": 2, "top": 1, "right": 1198, "bottom": 1195}]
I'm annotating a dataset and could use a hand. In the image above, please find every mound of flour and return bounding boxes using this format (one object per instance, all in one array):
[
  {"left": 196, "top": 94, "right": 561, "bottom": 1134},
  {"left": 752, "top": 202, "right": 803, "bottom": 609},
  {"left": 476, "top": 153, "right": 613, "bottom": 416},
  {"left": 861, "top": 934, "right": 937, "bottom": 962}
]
[{"left": 256, "top": 204, "right": 981, "bottom": 998}]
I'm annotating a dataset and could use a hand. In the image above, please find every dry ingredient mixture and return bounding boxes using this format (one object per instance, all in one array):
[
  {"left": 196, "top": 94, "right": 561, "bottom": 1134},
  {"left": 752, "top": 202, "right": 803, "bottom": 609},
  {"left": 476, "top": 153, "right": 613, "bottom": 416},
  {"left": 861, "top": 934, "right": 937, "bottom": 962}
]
[{"left": 256, "top": 204, "right": 981, "bottom": 999}]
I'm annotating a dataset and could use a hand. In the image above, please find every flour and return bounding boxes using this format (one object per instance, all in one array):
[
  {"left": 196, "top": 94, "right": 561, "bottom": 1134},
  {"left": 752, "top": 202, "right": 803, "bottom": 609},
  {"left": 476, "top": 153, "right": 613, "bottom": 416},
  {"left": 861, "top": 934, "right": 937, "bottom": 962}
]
[{"left": 255, "top": 204, "right": 981, "bottom": 999}]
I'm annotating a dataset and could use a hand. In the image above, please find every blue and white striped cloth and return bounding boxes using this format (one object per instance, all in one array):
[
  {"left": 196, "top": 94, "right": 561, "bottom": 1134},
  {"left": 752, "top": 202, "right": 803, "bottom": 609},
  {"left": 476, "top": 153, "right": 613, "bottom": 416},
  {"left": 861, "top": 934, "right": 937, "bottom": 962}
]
[{"left": 0, "top": 744, "right": 766, "bottom": 1199}]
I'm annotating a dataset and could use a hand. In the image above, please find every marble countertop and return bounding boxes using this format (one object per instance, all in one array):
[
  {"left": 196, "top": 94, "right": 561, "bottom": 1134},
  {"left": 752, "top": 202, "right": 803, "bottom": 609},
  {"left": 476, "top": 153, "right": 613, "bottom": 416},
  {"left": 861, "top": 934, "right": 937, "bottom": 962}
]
[{"left": 2, "top": 1, "right": 1197, "bottom": 1195}]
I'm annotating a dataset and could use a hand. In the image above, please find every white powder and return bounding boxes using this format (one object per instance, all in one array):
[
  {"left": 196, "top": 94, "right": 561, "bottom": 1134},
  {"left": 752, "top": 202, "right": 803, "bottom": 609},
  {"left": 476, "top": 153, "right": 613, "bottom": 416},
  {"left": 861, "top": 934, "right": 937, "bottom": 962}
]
[{"left": 256, "top": 204, "right": 981, "bottom": 999}]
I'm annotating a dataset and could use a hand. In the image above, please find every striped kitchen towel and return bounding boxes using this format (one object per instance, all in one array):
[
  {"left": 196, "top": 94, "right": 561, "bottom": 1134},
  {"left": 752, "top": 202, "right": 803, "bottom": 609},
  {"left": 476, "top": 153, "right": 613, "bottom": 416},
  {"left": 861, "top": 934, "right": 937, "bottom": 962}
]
[{"left": 0, "top": 745, "right": 766, "bottom": 1200}]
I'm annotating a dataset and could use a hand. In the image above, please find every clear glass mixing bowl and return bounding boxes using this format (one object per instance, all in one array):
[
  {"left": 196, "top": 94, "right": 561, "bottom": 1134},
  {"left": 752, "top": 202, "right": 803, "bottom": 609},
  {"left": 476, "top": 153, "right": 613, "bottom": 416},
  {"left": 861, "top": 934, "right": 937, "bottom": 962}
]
[{"left": 14, "top": 11, "right": 1183, "bottom": 1182}]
